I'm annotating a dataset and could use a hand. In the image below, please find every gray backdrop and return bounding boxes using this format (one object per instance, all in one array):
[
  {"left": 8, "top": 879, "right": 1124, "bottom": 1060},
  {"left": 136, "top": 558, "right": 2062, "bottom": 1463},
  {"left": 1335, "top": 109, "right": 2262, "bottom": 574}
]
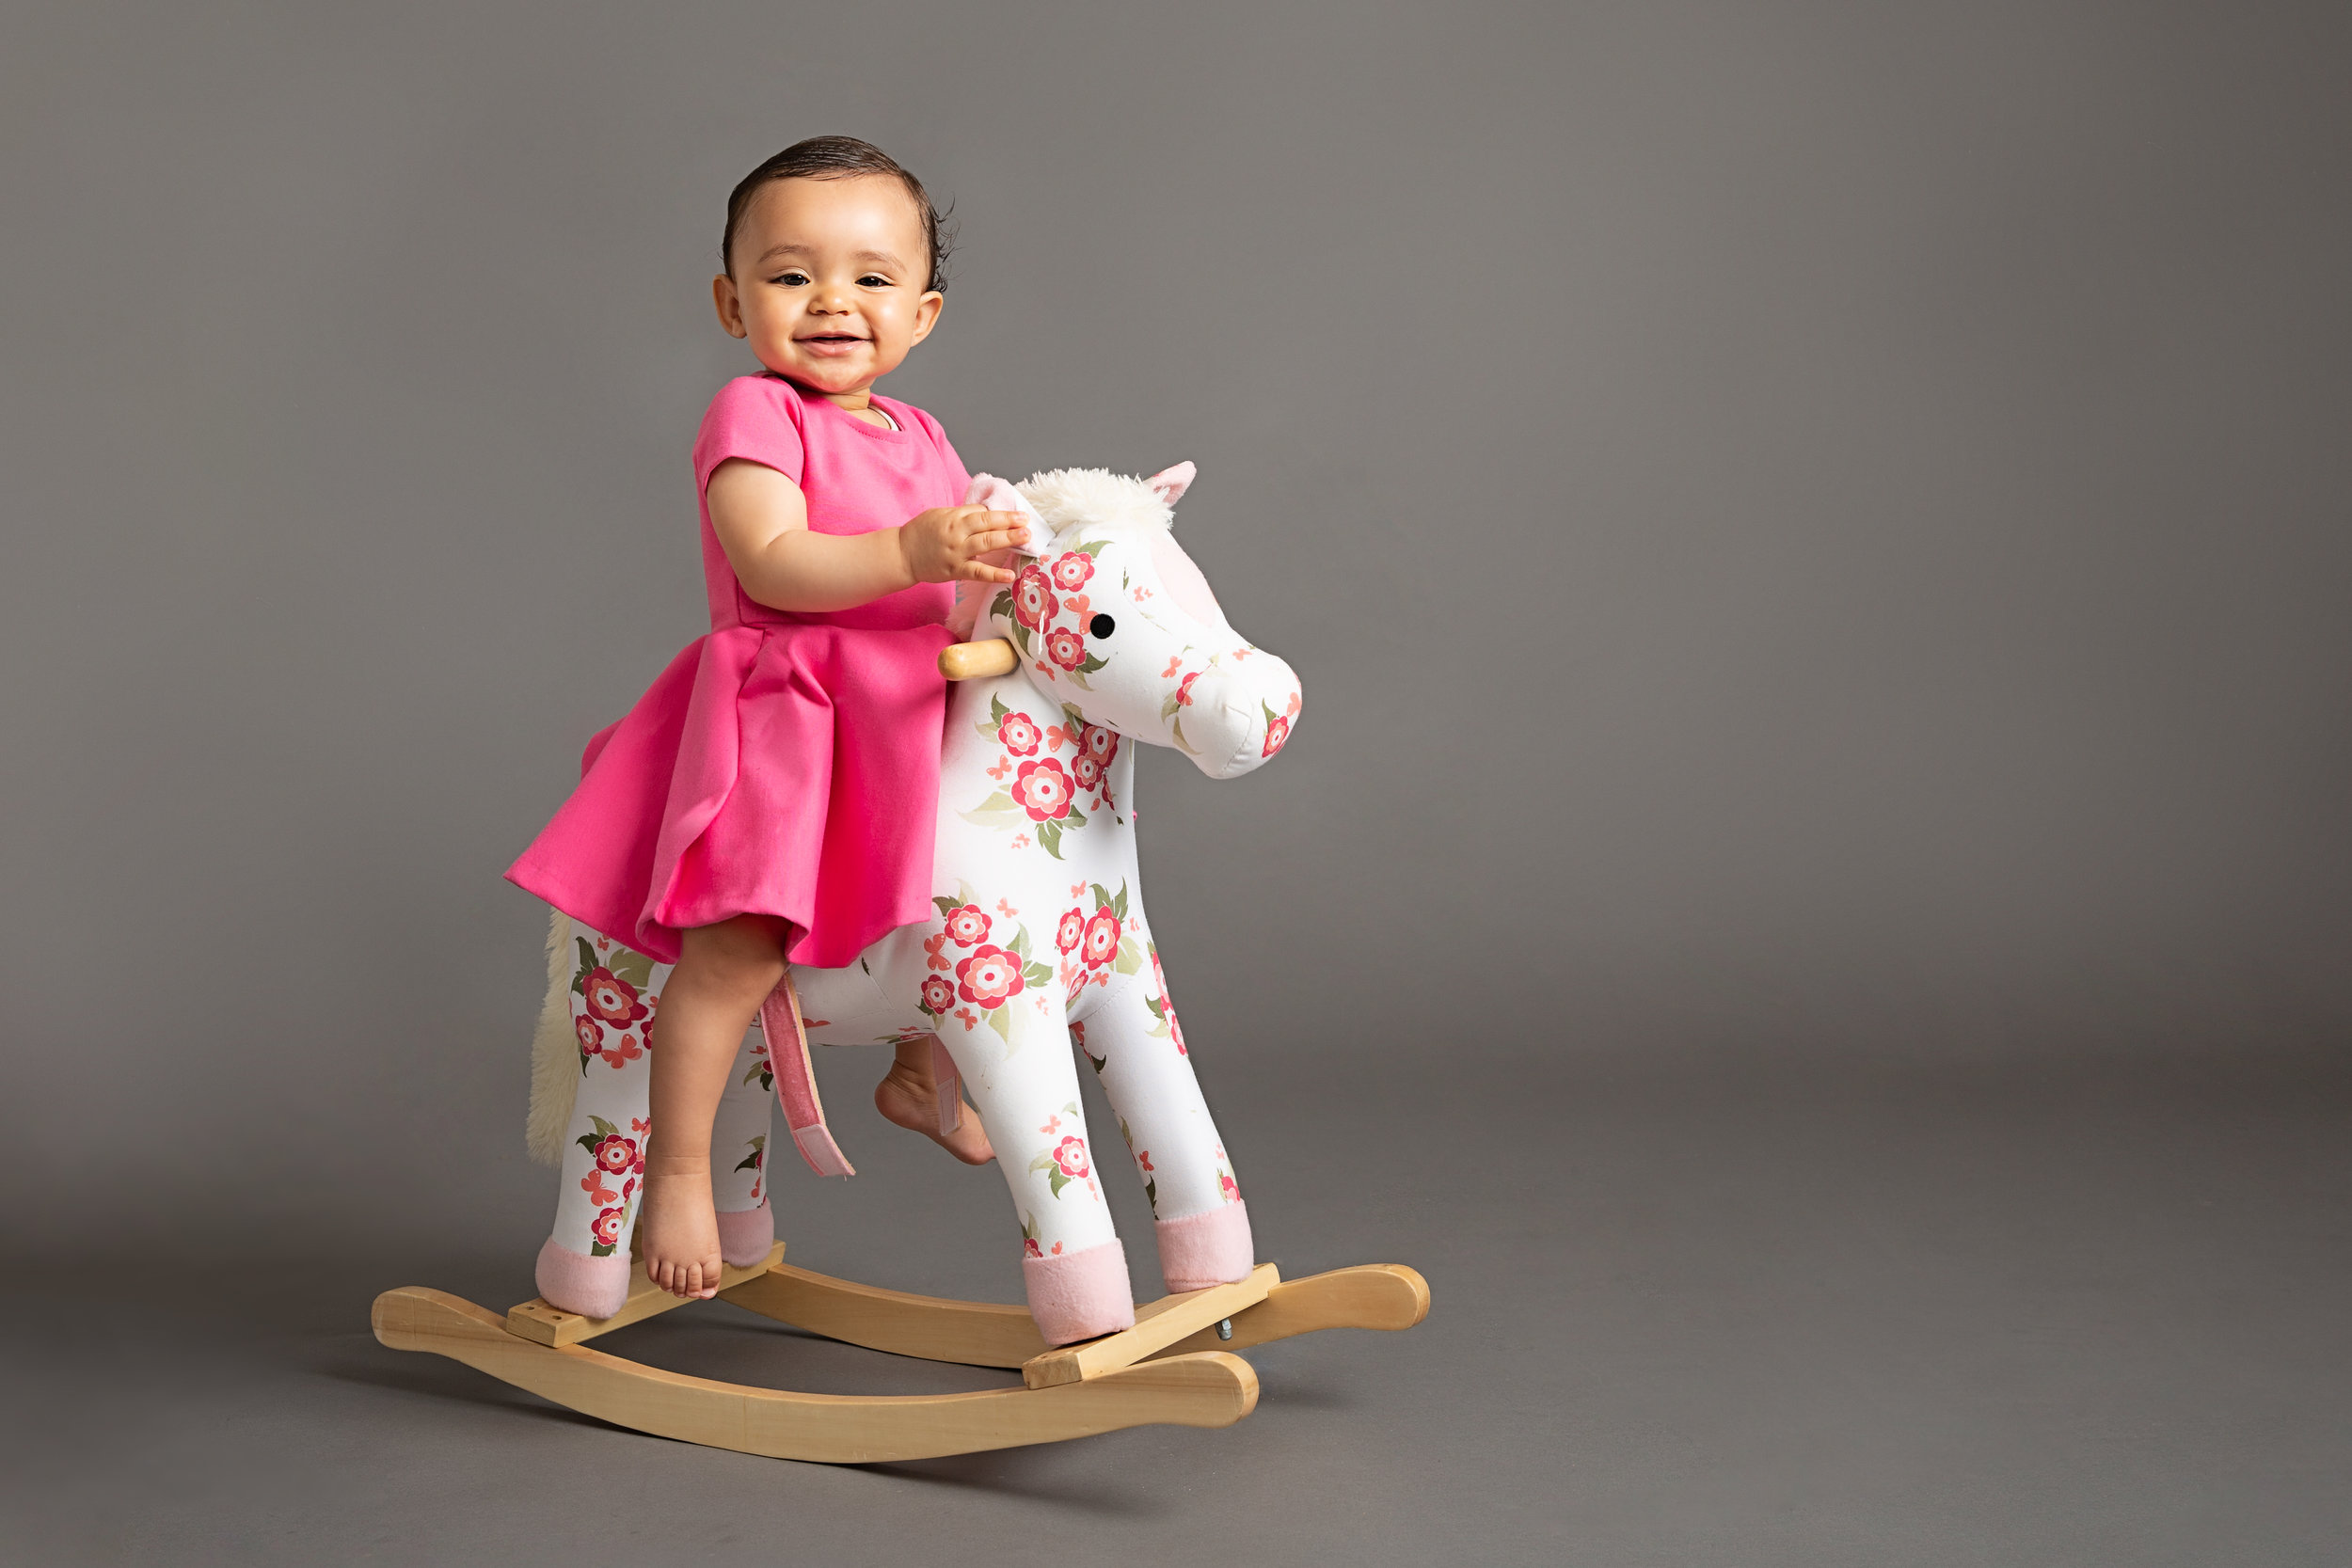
[{"left": 5, "top": 4, "right": 2349, "bottom": 1564}]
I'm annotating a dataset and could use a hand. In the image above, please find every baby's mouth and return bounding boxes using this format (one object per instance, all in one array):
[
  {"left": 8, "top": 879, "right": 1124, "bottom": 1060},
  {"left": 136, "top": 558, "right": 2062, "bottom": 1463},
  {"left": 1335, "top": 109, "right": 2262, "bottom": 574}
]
[{"left": 799, "top": 332, "right": 871, "bottom": 356}]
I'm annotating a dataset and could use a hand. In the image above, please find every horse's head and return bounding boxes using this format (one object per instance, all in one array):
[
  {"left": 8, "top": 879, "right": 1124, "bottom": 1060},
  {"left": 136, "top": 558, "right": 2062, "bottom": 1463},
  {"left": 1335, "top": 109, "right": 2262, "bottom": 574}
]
[{"left": 947, "top": 463, "right": 1300, "bottom": 779}]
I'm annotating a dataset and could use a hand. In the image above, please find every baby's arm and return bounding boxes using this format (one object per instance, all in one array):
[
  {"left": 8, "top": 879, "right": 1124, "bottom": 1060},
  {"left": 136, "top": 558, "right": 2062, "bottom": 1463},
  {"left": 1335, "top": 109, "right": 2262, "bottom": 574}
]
[{"left": 707, "top": 459, "right": 1026, "bottom": 614}]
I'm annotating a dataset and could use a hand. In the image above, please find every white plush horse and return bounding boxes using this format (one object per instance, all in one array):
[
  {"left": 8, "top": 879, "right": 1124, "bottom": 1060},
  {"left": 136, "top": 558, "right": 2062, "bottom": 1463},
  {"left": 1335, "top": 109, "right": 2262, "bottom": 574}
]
[{"left": 525, "top": 462, "right": 1302, "bottom": 1344}]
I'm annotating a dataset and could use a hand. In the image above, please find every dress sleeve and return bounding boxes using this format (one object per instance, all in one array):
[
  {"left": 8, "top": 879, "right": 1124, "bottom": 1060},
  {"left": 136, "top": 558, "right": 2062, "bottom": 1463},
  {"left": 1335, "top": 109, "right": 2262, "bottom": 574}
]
[{"left": 692, "top": 376, "right": 807, "bottom": 499}]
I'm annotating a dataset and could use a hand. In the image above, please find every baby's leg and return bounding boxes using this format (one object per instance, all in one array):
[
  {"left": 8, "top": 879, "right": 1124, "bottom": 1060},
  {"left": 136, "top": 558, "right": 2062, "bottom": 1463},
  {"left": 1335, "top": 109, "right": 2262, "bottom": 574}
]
[
  {"left": 1074, "top": 947, "right": 1254, "bottom": 1292},
  {"left": 709, "top": 1022, "right": 778, "bottom": 1265},
  {"left": 535, "top": 923, "right": 666, "bottom": 1318},
  {"left": 874, "top": 1033, "right": 995, "bottom": 1164},
  {"left": 641, "top": 914, "right": 789, "bottom": 1299}
]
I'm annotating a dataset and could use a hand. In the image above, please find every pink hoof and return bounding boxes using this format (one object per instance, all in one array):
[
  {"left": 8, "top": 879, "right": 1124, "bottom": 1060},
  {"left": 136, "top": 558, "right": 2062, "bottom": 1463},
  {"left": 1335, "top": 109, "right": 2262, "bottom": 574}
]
[
  {"left": 1156, "top": 1200, "right": 1254, "bottom": 1292},
  {"left": 1023, "top": 1238, "right": 1136, "bottom": 1345},
  {"left": 714, "top": 1200, "right": 775, "bottom": 1268},
  {"left": 533, "top": 1235, "right": 632, "bottom": 1320}
]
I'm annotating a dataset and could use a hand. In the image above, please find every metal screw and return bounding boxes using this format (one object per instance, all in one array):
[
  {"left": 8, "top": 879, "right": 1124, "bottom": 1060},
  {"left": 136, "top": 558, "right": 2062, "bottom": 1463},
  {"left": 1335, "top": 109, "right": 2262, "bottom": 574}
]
[{"left": 1216, "top": 1318, "right": 1233, "bottom": 1340}]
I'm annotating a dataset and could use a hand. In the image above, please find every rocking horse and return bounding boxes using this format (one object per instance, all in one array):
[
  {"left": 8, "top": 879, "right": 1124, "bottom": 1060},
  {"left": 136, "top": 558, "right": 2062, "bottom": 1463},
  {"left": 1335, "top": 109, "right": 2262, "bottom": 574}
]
[{"left": 373, "top": 463, "right": 1428, "bottom": 1461}]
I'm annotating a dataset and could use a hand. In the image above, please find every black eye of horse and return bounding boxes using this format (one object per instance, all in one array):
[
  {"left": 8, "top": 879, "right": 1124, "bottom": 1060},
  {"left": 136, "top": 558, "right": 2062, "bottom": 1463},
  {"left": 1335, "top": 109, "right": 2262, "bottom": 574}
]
[{"left": 1089, "top": 613, "right": 1116, "bottom": 639}]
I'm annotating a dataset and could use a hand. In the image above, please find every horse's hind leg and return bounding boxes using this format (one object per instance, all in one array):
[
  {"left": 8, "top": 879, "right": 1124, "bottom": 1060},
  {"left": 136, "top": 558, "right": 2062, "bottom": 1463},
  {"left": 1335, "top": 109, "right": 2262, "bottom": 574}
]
[
  {"left": 1072, "top": 942, "right": 1254, "bottom": 1294},
  {"left": 708, "top": 1019, "right": 777, "bottom": 1265},
  {"left": 534, "top": 923, "right": 667, "bottom": 1318}
]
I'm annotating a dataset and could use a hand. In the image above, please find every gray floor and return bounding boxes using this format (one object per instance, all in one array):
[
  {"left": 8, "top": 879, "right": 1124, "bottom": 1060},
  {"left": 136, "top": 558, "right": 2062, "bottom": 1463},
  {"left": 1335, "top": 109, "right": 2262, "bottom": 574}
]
[{"left": 8, "top": 1043, "right": 2348, "bottom": 1567}]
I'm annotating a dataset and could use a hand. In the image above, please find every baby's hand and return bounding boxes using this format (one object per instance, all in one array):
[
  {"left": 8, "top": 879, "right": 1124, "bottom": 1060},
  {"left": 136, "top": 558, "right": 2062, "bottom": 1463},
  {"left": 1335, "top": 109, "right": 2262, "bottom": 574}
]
[{"left": 899, "top": 505, "right": 1030, "bottom": 586}]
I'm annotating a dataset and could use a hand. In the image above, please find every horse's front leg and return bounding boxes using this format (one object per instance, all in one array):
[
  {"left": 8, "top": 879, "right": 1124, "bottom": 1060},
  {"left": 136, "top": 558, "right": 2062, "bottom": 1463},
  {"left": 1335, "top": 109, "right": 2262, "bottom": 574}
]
[
  {"left": 931, "top": 978, "right": 1138, "bottom": 1346},
  {"left": 1071, "top": 931, "right": 1255, "bottom": 1293}
]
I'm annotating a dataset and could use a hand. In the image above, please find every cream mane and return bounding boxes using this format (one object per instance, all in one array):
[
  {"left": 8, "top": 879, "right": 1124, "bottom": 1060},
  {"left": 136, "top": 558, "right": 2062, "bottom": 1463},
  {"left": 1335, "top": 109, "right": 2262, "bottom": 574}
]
[{"left": 1017, "top": 467, "right": 1174, "bottom": 535}]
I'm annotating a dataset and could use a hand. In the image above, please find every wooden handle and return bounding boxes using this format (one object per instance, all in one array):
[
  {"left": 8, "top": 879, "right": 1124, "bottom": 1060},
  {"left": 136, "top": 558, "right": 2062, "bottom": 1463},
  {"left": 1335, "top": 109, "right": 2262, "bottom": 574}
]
[{"left": 940, "top": 639, "right": 1018, "bottom": 680}]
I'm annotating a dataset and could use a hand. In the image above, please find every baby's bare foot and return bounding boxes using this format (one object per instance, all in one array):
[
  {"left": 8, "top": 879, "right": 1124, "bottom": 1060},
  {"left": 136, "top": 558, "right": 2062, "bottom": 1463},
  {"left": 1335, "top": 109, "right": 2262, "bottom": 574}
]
[
  {"left": 876, "top": 1058, "right": 995, "bottom": 1164},
  {"left": 640, "top": 1160, "right": 723, "bottom": 1298}
]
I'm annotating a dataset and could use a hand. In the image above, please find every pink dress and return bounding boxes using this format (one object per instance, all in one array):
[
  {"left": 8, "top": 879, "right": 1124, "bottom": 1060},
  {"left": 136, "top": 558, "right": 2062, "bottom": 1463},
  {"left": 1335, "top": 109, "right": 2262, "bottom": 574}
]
[{"left": 506, "top": 374, "right": 968, "bottom": 967}]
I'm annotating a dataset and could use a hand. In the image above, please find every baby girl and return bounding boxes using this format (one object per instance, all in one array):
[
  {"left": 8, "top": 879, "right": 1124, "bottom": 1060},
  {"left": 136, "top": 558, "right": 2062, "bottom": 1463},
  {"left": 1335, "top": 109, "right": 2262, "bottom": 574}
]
[{"left": 508, "top": 137, "right": 1012, "bottom": 1299}]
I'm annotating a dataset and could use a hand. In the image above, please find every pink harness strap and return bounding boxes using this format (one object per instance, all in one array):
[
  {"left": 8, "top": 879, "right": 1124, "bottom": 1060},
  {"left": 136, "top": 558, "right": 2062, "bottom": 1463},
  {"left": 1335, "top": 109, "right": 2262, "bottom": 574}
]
[{"left": 759, "top": 977, "right": 854, "bottom": 1178}]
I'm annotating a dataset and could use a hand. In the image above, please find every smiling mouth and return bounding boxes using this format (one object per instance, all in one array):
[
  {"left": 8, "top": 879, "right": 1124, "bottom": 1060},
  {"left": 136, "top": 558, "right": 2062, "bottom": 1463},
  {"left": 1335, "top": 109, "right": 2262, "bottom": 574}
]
[{"left": 800, "top": 333, "right": 868, "bottom": 343}]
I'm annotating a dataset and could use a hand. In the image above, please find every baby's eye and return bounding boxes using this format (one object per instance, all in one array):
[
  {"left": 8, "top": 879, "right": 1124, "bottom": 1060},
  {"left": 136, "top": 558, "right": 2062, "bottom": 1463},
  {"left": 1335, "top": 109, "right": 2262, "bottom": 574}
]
[
  {"left": 858, "top": 274, "right": 890, "bottom": 288},
  {"left": 771, "top": 271, "right": 810, "bottom": 287}
]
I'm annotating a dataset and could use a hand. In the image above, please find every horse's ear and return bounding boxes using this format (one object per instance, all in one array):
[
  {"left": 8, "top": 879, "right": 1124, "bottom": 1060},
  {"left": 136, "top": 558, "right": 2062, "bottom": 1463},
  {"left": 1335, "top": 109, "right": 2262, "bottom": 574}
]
[
  {"left": 1144, "top": 461, "right": 1197, "bottom": 510},
  {"left": 963, "top": 472, "right": 1048, "bottom": 555}
]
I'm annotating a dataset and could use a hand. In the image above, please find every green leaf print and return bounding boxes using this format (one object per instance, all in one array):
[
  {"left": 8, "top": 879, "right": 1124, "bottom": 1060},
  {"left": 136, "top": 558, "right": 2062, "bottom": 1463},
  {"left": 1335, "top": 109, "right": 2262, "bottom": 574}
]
[
  {"left": 961, "top": 791, "right": 1027, "bottom": 829},
  {"left": 991, "top": 590, "right": 1013, "bottom": 624},
  {"left": 1145, "top": 992, "right": 1167, "bottom": 1021},
  {"left": 1145, "top": 1176, "right": 1159, "bottom": 1216},
  {"left": 588, "top": 1116, "right": 618, "bottom": 1137},
  {"left": 1111, "top": 883, "right": 1129, "bottom": 920},
  {"left": 1037, "top": 819, "right": 1064, "bottom": 858},
  {"left": 986, "top": 1005, "right": 1010, "bottom": 1039},
  {"left": 1008, "top": 926, "right": 1031, "bottom": 959},
  {"left": 1023, "top": 960, "right": 1055, "bottom": 989},
  {"left": 607, "top": 947, "right": 653, "bottom": 990},
  {"left": 573, "top": 937, "right": 597, "bottom": 994},
  {"left": 933, "top": 895, "right": 961, "bottom": 919},
  {"left": 1090, "top": 881, "right": 1112, "bottom": 910},
  {"left": 1114, "top": 937, "right": 1144, "bottom": 975},
  {"left": 733, "top": 1134, "right": 767, "bottom": 1174}
]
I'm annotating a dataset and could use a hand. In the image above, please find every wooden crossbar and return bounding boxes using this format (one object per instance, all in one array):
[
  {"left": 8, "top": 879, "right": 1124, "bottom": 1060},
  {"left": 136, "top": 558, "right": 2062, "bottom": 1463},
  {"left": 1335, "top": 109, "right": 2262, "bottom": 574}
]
[
  {"left": 1020, "top": 1264, "right": 1279, "bottom": 1389},
  {"left": 504, "top": 1242, "right": 787, "bottom": 1347}
]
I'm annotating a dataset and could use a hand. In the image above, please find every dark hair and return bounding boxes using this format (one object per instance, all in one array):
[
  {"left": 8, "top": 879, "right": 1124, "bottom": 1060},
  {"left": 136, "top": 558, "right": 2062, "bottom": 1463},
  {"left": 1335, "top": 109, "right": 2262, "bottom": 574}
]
[{"left": 721, "top": 136, "right": 953, "bottom": 291}]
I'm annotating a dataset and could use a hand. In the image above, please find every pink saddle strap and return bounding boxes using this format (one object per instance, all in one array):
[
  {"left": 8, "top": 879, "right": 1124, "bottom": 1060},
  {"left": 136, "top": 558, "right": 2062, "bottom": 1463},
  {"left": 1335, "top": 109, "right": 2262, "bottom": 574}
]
[{"left": 759, "top": 976, "right": 854, "bottom": 1178}]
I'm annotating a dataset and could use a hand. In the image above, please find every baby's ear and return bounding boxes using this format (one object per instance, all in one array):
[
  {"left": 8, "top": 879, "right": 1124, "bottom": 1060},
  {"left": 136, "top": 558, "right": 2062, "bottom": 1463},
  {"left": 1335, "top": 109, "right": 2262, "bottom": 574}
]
[
  {"left": 964, "top": 472, "right": 1049, "bottom": 555},
  {"left": 1144, "top": 461, "right": 1197, "bottom": 509}
]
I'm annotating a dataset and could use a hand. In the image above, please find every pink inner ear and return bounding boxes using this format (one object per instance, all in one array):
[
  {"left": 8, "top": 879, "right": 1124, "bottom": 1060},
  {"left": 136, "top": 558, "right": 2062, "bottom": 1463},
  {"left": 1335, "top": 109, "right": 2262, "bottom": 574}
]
[
  {"left": 1150, "top": 531, "right": 1223, "bottom": 626},
  {"left": 1145, "top": 461, "right": 1197, "bottom": 506}
]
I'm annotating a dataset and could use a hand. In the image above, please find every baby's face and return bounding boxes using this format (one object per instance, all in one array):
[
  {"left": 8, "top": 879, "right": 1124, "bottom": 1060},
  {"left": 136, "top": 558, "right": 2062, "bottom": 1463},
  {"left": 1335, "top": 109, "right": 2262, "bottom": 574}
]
[{"left": 715, "top": 175, "right": 942, "bottom": 396}]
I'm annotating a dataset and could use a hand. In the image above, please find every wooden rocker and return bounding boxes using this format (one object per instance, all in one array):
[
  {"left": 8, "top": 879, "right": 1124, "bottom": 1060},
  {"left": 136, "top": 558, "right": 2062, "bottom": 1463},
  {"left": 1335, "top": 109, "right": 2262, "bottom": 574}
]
[{"left": 371, "top": 1248, "right": 1428, "bottom": 1463}]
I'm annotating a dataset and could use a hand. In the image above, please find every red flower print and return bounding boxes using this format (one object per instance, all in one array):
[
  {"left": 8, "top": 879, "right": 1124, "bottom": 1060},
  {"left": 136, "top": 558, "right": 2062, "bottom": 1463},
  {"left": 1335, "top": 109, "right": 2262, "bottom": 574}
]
[
  {"left": 580, "top": 968, "right": 648, "bottom": 1029},
  {"left": 1044, "top": 627, "right": 1087, "bottom": 672},
  {"left": 955, "top": 944, "right": 1026, "bottom": 1008},
  {"left": 1150, "top": 947, "right": 1166, "bottom": 996},
  {"left": 942, "top": 902, "right": 990, "bottom": 945},
  {"left": 1053, "top": 1136, "right": 1089, "bottom": 1178},
  {"left": 1176, "top": 671, "right": 1200, "bottom": 707},
  {"left": 1013, "top": 565, "right": 1058, "bottom": 630},
  {"left": 1069, "top": 1021, "right": 1087, "bottom": 1050},
  {"left": 1079, "top": 723, "right": 1118, "bottom": 766},
  {"left": 1168, "top": 1007, "right": 1186, "bottom": 1055},
  {"left": 1055, "top": 909, "right": 1086, "bottom": 954},
  {"left": 1071, "top": 752, "right": 1104, "bottom": 793},
  {"left": 573, "top": 1014, "right": 602, "bottom": 1057},
  {"left": 1024, "top": 1237, "right": 1043, "bottom": 1259},
  {"left": 1219, "top": 1173, "right": 1240, "bottom": 1202},
  {"left": 920, "top": 974, "right": 956, "bottom": 1015},
  {"left": 591, "top": 1207, "right": 628, "bottom": 1248},
  {"left": 1081, "top": 909, "right": 1120, "bottom": 968},
  {"left": 997, "top": 711, "right": 1041, "bottom": 756},
  {"left": 1050, "top": 551, "right": 1094, "bottom": 592},
  {"left": 592, "top": 1133, "right": 638, "bottom": 1175},
  {"left": 1011, "top": 758, "right": 1075, "bottom": 821},
  {"left": 1263, "top": 714, "right": 1291, "bottom": 756}
]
